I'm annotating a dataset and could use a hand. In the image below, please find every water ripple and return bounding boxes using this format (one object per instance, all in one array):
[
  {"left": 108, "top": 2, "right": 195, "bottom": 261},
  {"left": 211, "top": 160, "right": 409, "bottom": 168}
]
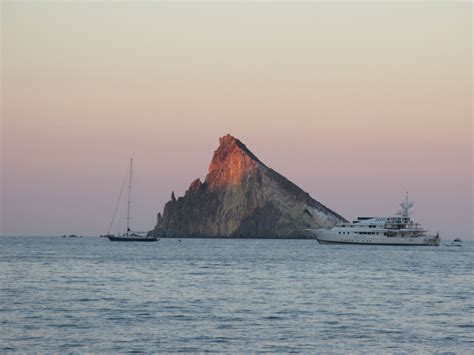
[{"left": 0, "top": 237, "right": 473, "bottom": 353}]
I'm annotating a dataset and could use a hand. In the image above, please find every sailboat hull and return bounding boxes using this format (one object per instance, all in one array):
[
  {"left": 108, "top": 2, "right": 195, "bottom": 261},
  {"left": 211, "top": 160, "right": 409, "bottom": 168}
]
[{"left": 107, "top": 236, "right": 157, "bottom": 242}]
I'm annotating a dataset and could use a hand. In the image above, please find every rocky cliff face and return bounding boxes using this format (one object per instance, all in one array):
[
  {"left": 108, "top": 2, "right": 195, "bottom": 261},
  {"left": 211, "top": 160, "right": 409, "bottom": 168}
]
[{"left": 152, "top": 134, "right": 346, "bottom": 238}]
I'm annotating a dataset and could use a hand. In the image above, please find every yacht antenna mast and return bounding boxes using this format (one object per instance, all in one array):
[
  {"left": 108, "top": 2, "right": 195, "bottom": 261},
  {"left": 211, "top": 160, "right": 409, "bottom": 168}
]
[
  {"left": 399, "top": 192, "right": 413, "bottom": 218},
  {"left": 126, "top": 158, "right": 133, "bottom": 233}
]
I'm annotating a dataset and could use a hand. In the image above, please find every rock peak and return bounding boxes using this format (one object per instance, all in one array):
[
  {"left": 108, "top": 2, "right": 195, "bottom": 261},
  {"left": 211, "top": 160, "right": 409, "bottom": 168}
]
[
  {"left": 205, "top": 134, "right": 265, "bottom": 190},
  {"left": 219, "top": 134, "right": 239, "bottom": 147},
  {"left": 220, "top": 134, "right": 265, "bottom": 164}
]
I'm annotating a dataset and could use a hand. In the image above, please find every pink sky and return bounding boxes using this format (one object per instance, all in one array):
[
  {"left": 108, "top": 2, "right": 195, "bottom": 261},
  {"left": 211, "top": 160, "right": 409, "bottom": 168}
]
[{"left": 1, "top": 2, "right": 472, "bottom": 239}]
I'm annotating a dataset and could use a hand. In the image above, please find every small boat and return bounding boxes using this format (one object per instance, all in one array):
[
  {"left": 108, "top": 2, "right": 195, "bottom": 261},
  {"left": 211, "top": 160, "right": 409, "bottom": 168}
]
[
  {"left": 106, "top": 158, "right": 158, "bottom": 242},
  {"left": 451, "top": 238, "right": 462, "bottom": 247}
]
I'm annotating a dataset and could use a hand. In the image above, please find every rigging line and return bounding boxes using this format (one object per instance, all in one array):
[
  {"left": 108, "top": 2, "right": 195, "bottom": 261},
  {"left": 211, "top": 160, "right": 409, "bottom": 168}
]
[{"left": 106, "top": 166, "right": 129, "bottom": 235}]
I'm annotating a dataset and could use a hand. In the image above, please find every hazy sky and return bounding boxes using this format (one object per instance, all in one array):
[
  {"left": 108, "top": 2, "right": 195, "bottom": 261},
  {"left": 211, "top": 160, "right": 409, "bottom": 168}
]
[{"left": 1, "top": 1, "right": 472, "bottom": 239}]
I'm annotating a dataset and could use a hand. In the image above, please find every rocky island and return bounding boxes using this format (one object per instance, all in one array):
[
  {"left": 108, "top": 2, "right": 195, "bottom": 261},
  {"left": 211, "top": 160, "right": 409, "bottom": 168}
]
[{"left": 151, "top": 134, "right": 346, "bottom": 238}]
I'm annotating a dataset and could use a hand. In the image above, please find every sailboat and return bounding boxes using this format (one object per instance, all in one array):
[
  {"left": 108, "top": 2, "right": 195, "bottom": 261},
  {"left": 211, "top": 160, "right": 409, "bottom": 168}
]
[{"left": 107, "top": 158, "right": 158, "bottom": 242}]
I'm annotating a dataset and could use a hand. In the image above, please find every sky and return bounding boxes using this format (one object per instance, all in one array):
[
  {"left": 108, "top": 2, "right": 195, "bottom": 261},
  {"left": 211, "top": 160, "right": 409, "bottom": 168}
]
[{"left": 1, "top": 1, "right": 472, "bottom": 239}]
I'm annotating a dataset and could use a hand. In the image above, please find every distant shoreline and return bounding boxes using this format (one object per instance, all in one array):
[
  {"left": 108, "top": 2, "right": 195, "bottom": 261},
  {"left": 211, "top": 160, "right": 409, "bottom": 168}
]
[
  {"left": 0, "top": 235, "right": 469, "bottom": 242},
  {"left": 0, "top": 235, "right": 317, "bottom": 240}
]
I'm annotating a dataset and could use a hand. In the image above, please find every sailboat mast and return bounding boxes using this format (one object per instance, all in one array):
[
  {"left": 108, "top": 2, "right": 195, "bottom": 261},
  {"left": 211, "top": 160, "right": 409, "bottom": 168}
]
[{"left": 126, "top": 158, "right": 133, "bottom": 233}]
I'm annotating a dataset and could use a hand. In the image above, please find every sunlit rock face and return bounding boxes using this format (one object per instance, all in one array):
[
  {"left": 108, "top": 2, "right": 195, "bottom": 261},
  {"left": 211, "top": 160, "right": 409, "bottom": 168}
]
[
  {"left": 152, "top": 134, "right": 346, "bottom": 238},
  {"left": 206, "top": 134, "right": 260, "bottom": 190}
]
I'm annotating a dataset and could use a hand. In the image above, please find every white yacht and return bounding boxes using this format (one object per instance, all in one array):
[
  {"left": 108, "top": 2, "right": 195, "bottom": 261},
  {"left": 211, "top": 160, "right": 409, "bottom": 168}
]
[{"left": 307, "top": 194, "right": 440, "bottom": 246}]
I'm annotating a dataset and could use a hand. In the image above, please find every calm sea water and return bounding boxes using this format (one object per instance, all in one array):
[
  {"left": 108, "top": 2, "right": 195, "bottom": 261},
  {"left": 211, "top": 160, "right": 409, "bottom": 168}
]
[{"left": 1, "top": 237, "right": 472, "bottom": 353}]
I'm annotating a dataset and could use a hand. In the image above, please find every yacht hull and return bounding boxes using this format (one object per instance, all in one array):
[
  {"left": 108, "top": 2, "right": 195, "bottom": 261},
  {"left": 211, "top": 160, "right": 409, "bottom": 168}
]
[{"left": 309, "top": 230, "right": 440, "bottom": 246}]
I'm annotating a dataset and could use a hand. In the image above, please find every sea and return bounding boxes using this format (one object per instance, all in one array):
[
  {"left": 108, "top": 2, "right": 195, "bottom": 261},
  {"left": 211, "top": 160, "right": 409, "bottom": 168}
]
[{"left": 1, "top": 237, "right": 473, "bottom": 353}]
